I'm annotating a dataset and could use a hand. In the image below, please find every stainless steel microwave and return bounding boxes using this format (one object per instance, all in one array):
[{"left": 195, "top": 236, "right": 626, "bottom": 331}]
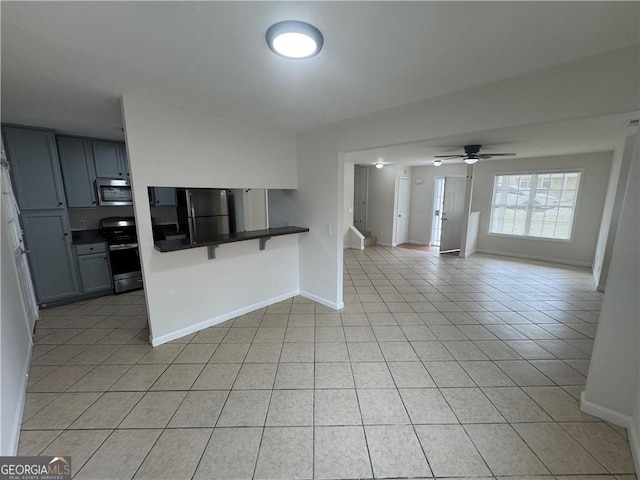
[{"left": 95, "top": 178, "right": 133, "bottom": 206}]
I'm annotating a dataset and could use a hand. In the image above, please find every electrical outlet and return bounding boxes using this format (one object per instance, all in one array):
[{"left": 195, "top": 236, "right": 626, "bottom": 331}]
[{"left": 78, "top": 219, "right": 86, "bottom": 229}]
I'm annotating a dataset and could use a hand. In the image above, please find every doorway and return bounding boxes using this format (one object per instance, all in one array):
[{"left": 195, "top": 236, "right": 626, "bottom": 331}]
[{"left": 353, "top": 165, "right": 367, "bottom": 232}]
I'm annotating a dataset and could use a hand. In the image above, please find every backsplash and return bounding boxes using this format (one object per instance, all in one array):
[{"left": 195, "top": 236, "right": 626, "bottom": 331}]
[{"left": 68, "top": 206, "right": 135, "bottom": 230}]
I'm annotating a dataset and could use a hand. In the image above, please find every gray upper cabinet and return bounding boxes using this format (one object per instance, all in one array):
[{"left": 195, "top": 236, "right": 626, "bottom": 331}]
[
  {"left": 2, "top": 126, "right": 66, "bottom": 210},
  {"left": 21, "top": 210, "right": 79, "bottom": 304},
  {"left": 151, "top": 187, "right": 176, "bottom": 206},
  {"left": 57, "top": 136, "right": 97, "bottom": 207},
  {"left": 93, "top": 140, "right": 129, "bottom": 179}
]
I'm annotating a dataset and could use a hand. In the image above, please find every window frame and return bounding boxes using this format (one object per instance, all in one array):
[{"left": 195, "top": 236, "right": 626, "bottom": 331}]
[{"left": 486, "top": 168, "right": 584, "bottom": 243}]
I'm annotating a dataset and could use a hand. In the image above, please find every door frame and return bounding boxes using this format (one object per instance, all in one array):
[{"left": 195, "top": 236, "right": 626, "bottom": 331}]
[{"left": 353, "top": 165, "right": 368, "bottom": 232}]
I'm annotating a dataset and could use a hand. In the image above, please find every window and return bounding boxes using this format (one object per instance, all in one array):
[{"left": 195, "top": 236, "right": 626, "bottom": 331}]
[{"left": 489, "top": 171, "right": 581, "bottom": 240}]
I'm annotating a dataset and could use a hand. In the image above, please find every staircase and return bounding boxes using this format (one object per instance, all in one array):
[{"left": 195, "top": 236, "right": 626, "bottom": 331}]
[{"left": 360, "top": 229, "right": 377, "bottom": 248}]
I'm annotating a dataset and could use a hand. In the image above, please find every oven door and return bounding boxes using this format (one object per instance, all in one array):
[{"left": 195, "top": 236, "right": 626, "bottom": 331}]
[{"left": 108, "top": 243, "right": 143, "bottom": 292}]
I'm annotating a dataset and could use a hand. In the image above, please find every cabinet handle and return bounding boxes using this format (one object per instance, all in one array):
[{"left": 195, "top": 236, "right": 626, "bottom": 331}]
[
  {"left": 64, "top": 232, "right": 68, "bottom": 236},
  {"left": 58, "top": 202, "right": 63, "bottom": 206},
  {"left": 103, "top": 257, "right": 107, "bottom": 260}
]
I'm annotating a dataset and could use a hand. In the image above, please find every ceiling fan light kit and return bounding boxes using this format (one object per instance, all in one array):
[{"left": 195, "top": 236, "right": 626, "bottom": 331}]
[
  {"left": 433, "top": 159, "right": 442, "bottom": 166},
  {"left": 434, "top": 144, "right": 515, "bottom": 165}
]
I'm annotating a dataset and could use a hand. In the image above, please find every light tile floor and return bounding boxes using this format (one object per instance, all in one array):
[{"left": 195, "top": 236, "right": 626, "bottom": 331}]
[{"left": 19, "top": 247, "right": 637, "bottom": 480}]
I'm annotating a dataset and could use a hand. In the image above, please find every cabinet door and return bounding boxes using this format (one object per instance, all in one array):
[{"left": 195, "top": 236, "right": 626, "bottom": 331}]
[
  {"left": 57, "top": 136, "right": 97, "bottom": 207},
  {"left": 117, "top": 143, "right": 130, "bottom": 179},
  {"left": 93, "top": 140, "right": 125, "bottom": 178},
  {"left": 3, "top": 126, "right": 66, "bottom": 210},
  {"left": 21, "top": 211, "right": 79, "bottom": 304},
  {"left": 77, "top": 252, "right": 113, "bottom": 293},
  {"left": 152, "top": 187, "right": 176, "bottom": 206}
]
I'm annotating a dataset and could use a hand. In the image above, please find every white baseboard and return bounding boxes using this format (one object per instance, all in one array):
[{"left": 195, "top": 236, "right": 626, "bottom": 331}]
[
  {"left": 459, "top": 247, "right": 477, "bottom": 258},
  {"left": 8, "top": 340, "right": 33, "bottom": 455},
  {"left": 476, "top": 249, "right": 592, "bottom": 268},
  {"left": 580, "top": 391, "right": 640, "bottom": 472},
  {"left": 299, "top": 290, "right": 344, "bottom": 310},
  {"left": 408, "top": 240, "right": 429, "bottom": 245},
  {"left": 580, "top": 391, "right": 632, "bottom": 427},
  {"left": 150, "top": 290, "right": 299, "bottom": 346},
  {"left": 377, "top": 242, "right": 393, "bottom": 247},
  {"left": 629, "top": 412, "right": 640, "bottom": 477}
]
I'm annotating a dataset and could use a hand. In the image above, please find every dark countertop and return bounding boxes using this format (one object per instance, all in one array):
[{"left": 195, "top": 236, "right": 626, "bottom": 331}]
[
  {"left": 154, "top": 226, "right": 309, "bottom": 253},
  {"left": 71, "top": 229, "right": 106, "bottom": 245}
]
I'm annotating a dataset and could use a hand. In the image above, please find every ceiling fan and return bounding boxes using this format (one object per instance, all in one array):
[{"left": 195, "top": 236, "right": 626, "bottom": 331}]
[{"left": 433, "top": 144, "right": 515, "bottom": 165}]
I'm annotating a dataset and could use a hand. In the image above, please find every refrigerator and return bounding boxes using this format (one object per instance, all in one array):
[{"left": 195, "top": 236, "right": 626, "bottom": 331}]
[{"left": 176, "top": 188, "right": 230, "bottom": 243}]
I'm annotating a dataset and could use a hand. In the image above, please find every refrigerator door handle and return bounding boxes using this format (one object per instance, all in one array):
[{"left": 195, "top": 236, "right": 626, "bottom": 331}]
[
  {"left": 189, "top": 217, "right": 196, "bottom": 244},
  {"left": 188, "top": 191, "right": 196, "bottom": 219}
]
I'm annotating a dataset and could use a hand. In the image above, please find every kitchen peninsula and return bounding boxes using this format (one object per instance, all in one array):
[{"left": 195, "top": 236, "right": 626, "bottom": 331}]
[{"left": 154, "top": 225, "right": 309, "bottom": 258}]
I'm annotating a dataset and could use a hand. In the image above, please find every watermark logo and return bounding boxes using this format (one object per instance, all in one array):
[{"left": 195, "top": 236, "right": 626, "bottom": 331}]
[{"left": 0, "top": 456, "right": 71, "bottom": 480}]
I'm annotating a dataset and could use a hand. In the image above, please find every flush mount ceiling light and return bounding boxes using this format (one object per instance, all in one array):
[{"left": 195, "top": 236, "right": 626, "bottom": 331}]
[
  {"left": 266, "top": 20, "right": 323, "bottom": 59},
  {"left": 375, "top": 162, "right": 384, "bottom": 169},
  {"left": 433, "top": 159, "right": 442, "bottom": 167},
  {"left": 464, "top": 156, "right": 479, "bottom": 165}
]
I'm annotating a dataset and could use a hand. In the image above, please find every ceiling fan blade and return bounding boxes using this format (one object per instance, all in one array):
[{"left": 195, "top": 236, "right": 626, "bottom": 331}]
[
  {"left": 434, "top": 155, "right": 464, "bottom": 158},
  {"left": 485, "top": 153, "right": 516, "bottom": 156}
]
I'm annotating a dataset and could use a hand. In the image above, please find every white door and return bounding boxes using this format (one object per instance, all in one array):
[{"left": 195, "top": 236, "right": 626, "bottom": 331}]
[
  {"left": 440, "top": 176, "right": 466, "bottom": 253},
  {"left": 353, "top": 166, "right": 367, "bottom": 232},
  {"left": 431, "top": 177, "right": 445, "bottom": 246},
  {"left": 395, "top": 177, "right": 411, "bottom": 245}
]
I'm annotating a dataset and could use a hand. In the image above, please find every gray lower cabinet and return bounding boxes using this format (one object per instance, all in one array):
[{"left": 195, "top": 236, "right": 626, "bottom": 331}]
[
  {"left": 57, "top": 136, "right": 97, "bottom": 207},
  {"left": 2, "top": 126, "right": 66, "bottom": 211},
  {"left": 75, "top": 243, "right": 113, "bottom": 293},
  {"left": 21, "top": 211, "right": 79, "bottom": 304}
]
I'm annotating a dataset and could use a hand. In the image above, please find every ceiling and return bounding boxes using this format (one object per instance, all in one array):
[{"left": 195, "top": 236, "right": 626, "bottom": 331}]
[
  {"left": 2, "top": 1, "right": 639, "bottom": 141},
  {"left": 347, "top": 112, "right": 640, "bottom": 167}
]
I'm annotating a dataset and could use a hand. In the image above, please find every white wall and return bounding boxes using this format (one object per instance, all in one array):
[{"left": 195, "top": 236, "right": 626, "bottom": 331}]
[
  {"left": 367, "top": 165, "right": 398, "bottom": 246},
  {"left": 1, "top": 213, "right": 32, "bottom": 454},
  {"left": 295, "top": 45, "right": 637, "bottom": 310},
  {"left": 471, "top": 151, "right": 612, "bottom": 267},
  {"left": 409, "top": 164, "right": 467, "bottom": 244},
  {"left": 121, "top": 96, "right": 300, "bottom": 344},
  {"left": 582, "top": 136, "right": 638, "bottom": 454},
  {"left": 268, "top": 189, "right": 301, "bottom": 228},
  {"left": 593, "top": 134, "right": 637, "bottom": 289}
]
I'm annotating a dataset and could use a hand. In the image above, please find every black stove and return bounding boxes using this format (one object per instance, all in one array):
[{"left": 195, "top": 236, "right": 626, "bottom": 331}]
[{"left": 99, "top": 217, "right": 143, "bottom": 293}]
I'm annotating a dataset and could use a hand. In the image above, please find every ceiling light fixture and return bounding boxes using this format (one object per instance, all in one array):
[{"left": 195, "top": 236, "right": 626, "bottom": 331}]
[
  {"left": 266, "top": 20, "right": 323, "bottom": 59},
  {"left": 433, "top": 159, "right": 442, "bottom": 167},
  {"left": 375, "top": 162, "right": 383, "bottom": 169},
  {"left": 464, "top": 156, "right": 479, "bottom": 165}
]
